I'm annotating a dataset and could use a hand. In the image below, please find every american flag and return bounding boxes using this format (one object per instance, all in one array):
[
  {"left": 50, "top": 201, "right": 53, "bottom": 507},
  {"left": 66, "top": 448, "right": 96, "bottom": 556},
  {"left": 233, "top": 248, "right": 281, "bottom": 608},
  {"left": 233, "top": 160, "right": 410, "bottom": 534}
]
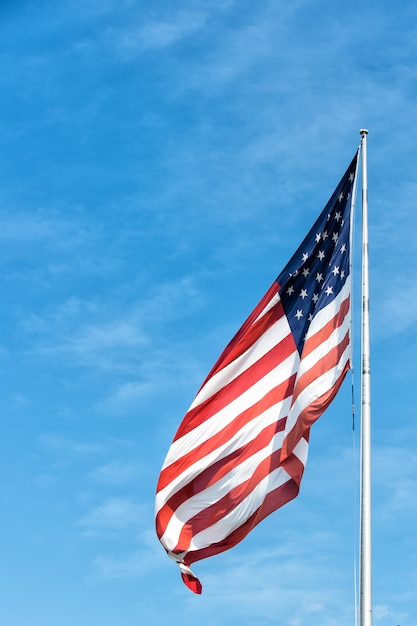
[{"left": 155, "top": 153, "right": 359, "bottom": 593}]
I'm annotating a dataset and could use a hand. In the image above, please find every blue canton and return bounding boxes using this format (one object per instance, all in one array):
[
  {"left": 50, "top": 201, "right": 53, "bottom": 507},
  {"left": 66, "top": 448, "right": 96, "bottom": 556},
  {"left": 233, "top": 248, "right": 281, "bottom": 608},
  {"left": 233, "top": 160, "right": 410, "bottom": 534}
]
[{"left": 277, "top": 155, "right": 358, "bottom": 355}]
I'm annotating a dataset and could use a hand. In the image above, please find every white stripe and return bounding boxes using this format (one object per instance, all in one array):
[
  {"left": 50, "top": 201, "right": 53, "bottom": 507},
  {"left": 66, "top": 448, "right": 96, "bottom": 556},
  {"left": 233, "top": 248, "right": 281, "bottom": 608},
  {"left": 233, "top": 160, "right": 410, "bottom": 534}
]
[
  {"left": 301, "top": 308, "right": 350, "bottom": 375},
  {"left": 162, "top": 345, "right": 299, "bottom": 471},
  {"left": 307, "top": 278, "right": 350, "bottom": 335},
  {"left": 253, "top": 291, "right": 280, "bottom": 323},
  {"left": 189, "top": 467, "right": 292, "bottom": 550},
  {"left": 155, "top": 394, "right": 293, "bottom": 515},
  {"left": 188, "top": 437, "right": 309, "bottom": 551},
  {"left": 188, "top": 281, "right": 348, "bottom": 420},
  {"left": 189, "top": 308, "right": 289, "bottom": 410},
  {"left": 178, "top": 563, "right": 195, "bottom": 576},
  {"left": 285, "top": 342, "right": 350, "bottom": 437},
  {"left": 160, "top": 428, "right": 286, "bottom": 548}
]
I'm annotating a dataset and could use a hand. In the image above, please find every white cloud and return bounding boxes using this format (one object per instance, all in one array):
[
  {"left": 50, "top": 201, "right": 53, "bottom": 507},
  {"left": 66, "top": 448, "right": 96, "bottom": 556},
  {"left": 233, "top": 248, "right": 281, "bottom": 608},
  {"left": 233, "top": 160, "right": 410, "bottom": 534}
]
[
  {"left": 85, "top": 527, "right": 162, "bottom": 582},
  {"left": 378, "top": 283, "right": 417, "bottom": 336},
  {"left": 88, "top": 461, "right": 141, "bottom": 485},
  {"left": 58, "top": 320, "right": 146, "bottom": 355},
  {"left": 78, "top": 497, "right": 144, "bottom": 534},
  {"left": 39, "top": 433, "right": 105, "bottom": 455},
  {"left": 67, "top": 2, "right": 236, "bottom": 62},
  {"left": 178, "top": 539, "right": 355, "bottom": 626},
  {"left": 90, "top": 550, "right": 145, "bottom": 579},
  {"left": 95, "top": 337, "right": 206, "bottom": 417},
  {"left": 95, "top": 380, "right": 154, "bottom": 415},
  {"left": 115, "top": 11, "right": 208, "bottom": 53},
  {"left": 20, "top": 271, "right": 207, "bottom": 399},
  {"left": 26, "top": 312, "right": 148, "bottom": 373},
  {"left": 373, "top": 602, "right": 408, "bottom": 623},
  {"left": 0, "top": 213, "right": 58, "bottom": 242},
  {"left": 373, "top": 437, "right": 417, "bottom": 522},
  {"left": 373, "top": 604, "right": 393, "bottom": 620}
]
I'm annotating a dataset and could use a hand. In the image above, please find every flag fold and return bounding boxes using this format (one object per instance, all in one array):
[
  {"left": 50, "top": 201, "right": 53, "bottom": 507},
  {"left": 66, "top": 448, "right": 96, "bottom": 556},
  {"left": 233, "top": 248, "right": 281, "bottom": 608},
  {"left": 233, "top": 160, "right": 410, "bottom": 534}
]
[{"left": 155, "top": 152, "right": 359, "bottom": 591}]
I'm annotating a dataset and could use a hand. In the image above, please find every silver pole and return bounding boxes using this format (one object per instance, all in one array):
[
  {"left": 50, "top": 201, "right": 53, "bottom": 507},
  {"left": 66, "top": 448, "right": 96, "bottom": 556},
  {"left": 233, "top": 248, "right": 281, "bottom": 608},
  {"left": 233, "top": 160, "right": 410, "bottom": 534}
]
[{"left": 359, "top": 129, "right": 372, "bottom": 626}]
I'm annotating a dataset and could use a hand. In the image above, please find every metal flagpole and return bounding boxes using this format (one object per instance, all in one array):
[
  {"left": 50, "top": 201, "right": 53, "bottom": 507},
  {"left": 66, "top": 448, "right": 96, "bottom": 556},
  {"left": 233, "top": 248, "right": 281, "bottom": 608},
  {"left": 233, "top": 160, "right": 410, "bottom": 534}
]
[{"left": 359, "top": 128, "right": 372, "bottom": 626}]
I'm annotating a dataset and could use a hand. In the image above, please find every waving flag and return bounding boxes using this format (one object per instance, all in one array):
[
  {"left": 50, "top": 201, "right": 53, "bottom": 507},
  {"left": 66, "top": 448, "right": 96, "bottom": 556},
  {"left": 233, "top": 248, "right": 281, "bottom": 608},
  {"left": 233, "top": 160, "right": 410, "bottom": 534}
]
[{"left": 155, "top": 153, "right": 359, "bottom": 593}]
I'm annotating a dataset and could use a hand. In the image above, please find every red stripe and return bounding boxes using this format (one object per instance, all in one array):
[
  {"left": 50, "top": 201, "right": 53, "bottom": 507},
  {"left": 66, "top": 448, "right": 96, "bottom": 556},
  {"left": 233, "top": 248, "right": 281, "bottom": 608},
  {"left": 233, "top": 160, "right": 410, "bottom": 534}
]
[
  {"left": 156, "top": 414, "right": 289, "bottom": 539},
  {"left": 173, "top": 330, "right": 296, "bottom": 441},
  {"left": 181, "top": 571, "right": 202, "bottom": 594},
  {"left": 280, "top": 329, "right": 350, "bottom": 463},
  {"left": 281, "top": 361, "right": 349, "bottom": 463},
  {"left": 158, "top": 370, "right": 296, "bottom": 492},
  {"left": 173, "top": 439, "right": 298, "bottom": 552},
  {"left": 303, "top": 296, "right": 349, "bottom": 359},
  {"left": 202, "top": 282, "right": 280, "bottom": 383},
  {"left": 207, "top": 294, "right": 285, "bottom": 378},
  {"left": 184, "top": 464, "right": 303, "bottom": 565},
  {"left": 293, "top": 330, "right": 350, "bottom": 405}
]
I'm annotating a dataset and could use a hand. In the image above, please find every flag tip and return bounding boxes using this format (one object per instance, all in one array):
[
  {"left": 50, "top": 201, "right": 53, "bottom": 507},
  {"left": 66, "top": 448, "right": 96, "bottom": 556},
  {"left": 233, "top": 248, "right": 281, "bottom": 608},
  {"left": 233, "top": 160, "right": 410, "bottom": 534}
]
[
  {"left": 178, "top": 562, "right": 203, "bottom": 594},
  {"left": 359, "top": 128, "right": 369, "bottom": 136}
]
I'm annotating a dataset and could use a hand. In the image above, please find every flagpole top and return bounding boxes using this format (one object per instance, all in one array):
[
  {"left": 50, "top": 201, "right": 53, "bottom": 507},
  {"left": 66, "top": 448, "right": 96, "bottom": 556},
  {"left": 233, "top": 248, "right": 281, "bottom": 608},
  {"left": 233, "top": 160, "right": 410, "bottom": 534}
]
[{"left": 360, "top": 129, "right": 369, "bottom": 136}]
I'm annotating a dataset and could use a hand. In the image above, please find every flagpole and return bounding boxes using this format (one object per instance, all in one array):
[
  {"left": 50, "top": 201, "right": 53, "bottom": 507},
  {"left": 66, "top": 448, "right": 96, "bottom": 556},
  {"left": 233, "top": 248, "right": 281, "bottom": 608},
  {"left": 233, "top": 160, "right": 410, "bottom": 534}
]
[{"left": 359, "top": 129, "right": 372, "bottom": 626}]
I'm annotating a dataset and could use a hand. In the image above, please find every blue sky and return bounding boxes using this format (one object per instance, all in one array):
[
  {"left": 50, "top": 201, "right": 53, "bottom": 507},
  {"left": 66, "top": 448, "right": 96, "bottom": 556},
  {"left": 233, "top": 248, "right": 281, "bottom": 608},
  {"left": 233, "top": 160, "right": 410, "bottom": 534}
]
[{"left": 0, "top": 1, "right": 416, "bottom": 624}]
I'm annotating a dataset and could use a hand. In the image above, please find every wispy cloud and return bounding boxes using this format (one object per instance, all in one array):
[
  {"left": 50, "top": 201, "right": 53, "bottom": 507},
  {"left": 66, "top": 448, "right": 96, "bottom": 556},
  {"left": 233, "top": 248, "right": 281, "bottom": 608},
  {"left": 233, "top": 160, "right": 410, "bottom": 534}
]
[
  {"left": 0, "top": 207, "right": 120, "bottom": 288},
  {"left": 377, "top": 282, "right": 417, "bottom": 337},
  {"left": 95, "top": 380, "right": 154, "bottom": 414},
  {"left": 95, "top": 342, "right": 205, "bottom": 416},
  {"left": 84, "top": 525, "right": 160, "bottom": 582},
  {"left": 176, "top": 539, "right": 355, "bottom": 626},
  {"left": 66, "top": 2, "right": 236, "bottom": 63},
  {"left": 0, "top": 212, "right": 63, "bottom": 243},
  {"left": 39, "top": 433, "right": 105, "bottom": 455},
  {"left": 78, "top": 497, "right": 144, "bottom": 535},
  {"left": 88, "top": 461, "right": 142, "bottom": 485},
  {"left": 21, "top": 271, "right": 205, "bottom": 392},
  {"left": 37, "top": 319, "right": 148, "bottom": 371},
  {"left": 369, "top": 186, "right": 417, "bottom": 338},
  {"left": 113, "top": 11, "right": 208, "bottom": 54},
  {"left": 373, "top": 434, "right": 417, "bottom": 523},
  {"left": 89, "top": 550, "right": 146, "bottom": 579}
]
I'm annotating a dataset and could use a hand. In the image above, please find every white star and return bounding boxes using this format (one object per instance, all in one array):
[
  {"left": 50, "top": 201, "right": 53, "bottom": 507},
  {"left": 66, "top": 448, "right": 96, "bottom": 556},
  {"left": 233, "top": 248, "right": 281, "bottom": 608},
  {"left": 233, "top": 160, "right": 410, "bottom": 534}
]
[
  {"left": 316, "top": 272, "right": 323, "bottom": 283},
  {"left": 338, "top": 192, "right": 344, "bottom": 202},
  {"left": 312, "top": 293, "right": 319, "bottom": 303},
  {"left": 317, "top": 250, "right": 325, "bottom": 261},
  {"left": 322, "top": 230, "right": 328, "bottom": 240},
  {"left": 332, "top": 232, "right": 339, "bottom": 243},
  {"left": 308, "top": 313, "right": 314, "bottom": 322},
  {"left": 315, "top": 233, "right": 321, "bottom": 243},
  {"left": 287, "top": 285, "right": 295, "bottom": 296},
  {"left": 295, "top": 309, "right": 303, "bottom": 320},
  {"left": 335, "top": 211, "right": 342, "bottom": 221},
  {"left": 302, "top": 267, "right": 310, "bottom": 277},
  {"left": 300, "top": 288, "right": 308, "bottom": 299},
  {"left": 349, "top": 172, "right": 354, "bottom": 182},
  {"left": 340, "top": 243, "right": 347, "bottom": 253},
  {"left": 332, "top": 266, "right": 340, "bottom": 276},
  {"left": 340, "top": 270, "right": 345, "bottom": 279},
  {"left": 302, "top": 252, "right": 309, "bottom": 262},
  {"left": 325, "top": 286, "right": 333, "bottom": 296}
]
